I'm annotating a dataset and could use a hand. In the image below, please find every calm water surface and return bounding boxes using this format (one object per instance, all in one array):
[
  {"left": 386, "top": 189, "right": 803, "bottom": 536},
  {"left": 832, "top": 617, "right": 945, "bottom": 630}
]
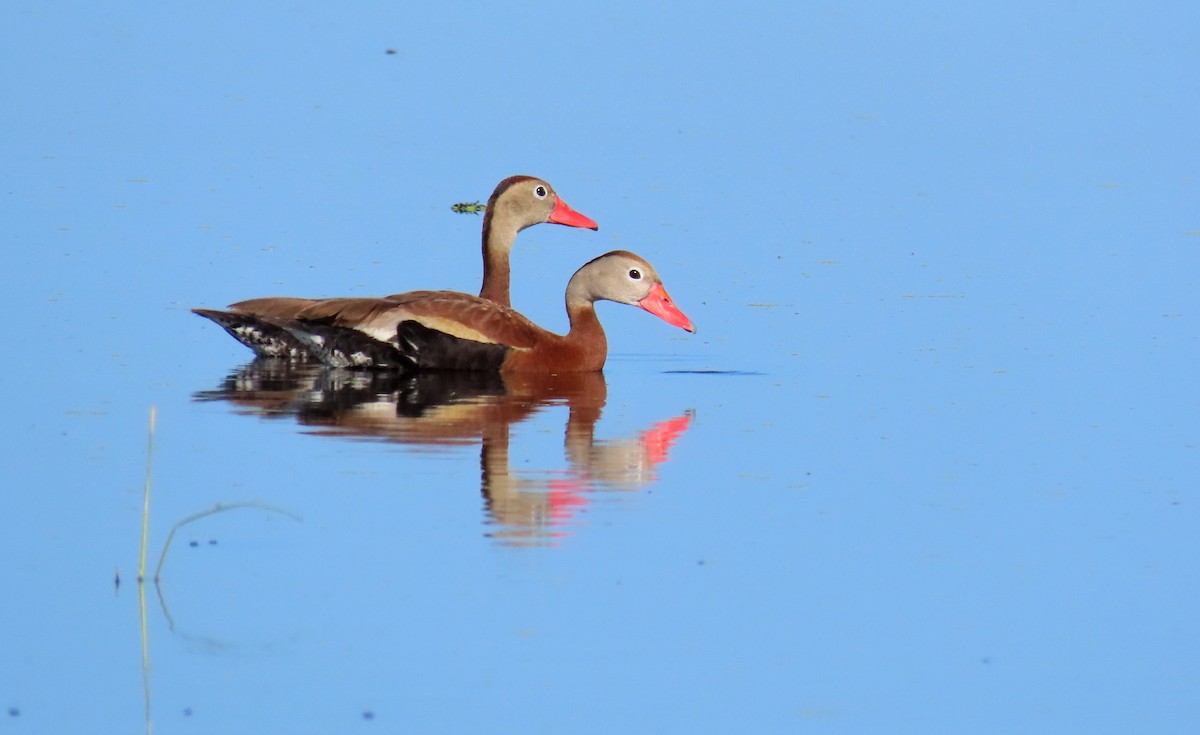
[{"left": 3, "top": 1, "right": 1197, "bottom": 733}]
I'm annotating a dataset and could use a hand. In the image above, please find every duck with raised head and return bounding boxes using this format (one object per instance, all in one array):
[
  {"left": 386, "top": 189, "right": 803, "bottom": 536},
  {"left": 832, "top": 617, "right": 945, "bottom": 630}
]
[
  {"left": 195, "top": 175, "right": 597, "bottom": 358},
  {"left": 244, "top": 250, "right": 695, "bottom": 373}
]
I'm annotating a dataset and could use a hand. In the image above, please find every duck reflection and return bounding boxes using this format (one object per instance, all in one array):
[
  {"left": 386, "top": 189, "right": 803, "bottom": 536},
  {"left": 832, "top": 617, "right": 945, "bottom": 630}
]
[{"left": 194, "top": 360, "right": 693, "bottom": 544}]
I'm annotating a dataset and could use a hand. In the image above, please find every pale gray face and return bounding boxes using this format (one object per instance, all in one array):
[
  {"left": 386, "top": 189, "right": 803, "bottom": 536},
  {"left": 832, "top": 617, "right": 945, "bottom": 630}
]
[
  {"left": 567, "top": 250, "right": 695, "bottom": 333},
  {"left": 492, "top": 177, "right": 559, "bottom": 231},
  {"left": 490, "top": 176, "right": 598, "bottom": 234},
  {"left": 569, "top": 251, "right": 659, "bottom": 306}
]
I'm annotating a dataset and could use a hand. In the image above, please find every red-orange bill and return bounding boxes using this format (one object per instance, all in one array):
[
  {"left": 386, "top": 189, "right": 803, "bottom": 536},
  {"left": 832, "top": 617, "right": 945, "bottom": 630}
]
[
  {"left": 548, "top": 197, "right": 599, "bottom": 230},
  {"left": 638, "top": 282, "right": 696, "bottom": 333}
]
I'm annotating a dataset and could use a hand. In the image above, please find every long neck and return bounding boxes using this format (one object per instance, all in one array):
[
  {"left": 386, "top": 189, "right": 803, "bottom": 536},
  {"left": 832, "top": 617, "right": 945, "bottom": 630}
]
[
  {"left": 563, "top": 301, "right": 608, "bottom": 372},
  {"left": 479, "top": 207, "right": 519, "bottom": 307}
]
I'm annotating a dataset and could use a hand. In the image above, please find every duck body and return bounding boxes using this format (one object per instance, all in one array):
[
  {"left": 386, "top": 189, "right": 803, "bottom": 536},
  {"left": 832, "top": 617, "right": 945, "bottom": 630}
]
[{"left": 204, "top": 287, "right": 607, "bottom": 372}]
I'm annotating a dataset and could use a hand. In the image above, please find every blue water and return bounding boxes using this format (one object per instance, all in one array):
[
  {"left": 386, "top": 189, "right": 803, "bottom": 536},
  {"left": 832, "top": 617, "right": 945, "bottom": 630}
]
[{"left": 2, "top": 1, "right": 1197, "bottom": 733}]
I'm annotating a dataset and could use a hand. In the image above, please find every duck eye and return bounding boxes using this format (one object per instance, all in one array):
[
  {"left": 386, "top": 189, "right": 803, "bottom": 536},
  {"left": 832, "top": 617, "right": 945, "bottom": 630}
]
[
  {"left": 534, "top": 185, "right": 548, "bottom": 199},
  {"left": 629, "top": 269, "right": 642, "bottom": 280}
]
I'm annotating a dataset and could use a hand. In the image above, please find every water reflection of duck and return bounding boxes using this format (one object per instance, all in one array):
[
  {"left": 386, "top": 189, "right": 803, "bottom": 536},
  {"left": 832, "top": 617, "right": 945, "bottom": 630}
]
[
  {"left": 194, "top": 362, "right": 693, "bottom": 545},
  {"left": 196, "top": 250, "right": 695, "bottom": 372},
  {"left": 193, "top": 175, "right": 597, "bottom": 359}
]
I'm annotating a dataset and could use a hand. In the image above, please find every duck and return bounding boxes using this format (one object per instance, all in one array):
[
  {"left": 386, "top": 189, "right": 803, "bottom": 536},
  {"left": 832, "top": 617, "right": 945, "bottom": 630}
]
[
  {"left": 211, "top": 250, "right": 695, "bottom": 373},
  {"left": 194, "top": 175, "right": 597, "bottom": 359}
]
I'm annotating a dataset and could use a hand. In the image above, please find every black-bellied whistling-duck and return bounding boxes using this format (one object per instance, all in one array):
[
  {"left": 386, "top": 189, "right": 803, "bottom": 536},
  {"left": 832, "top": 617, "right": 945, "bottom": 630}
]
[
  {"left": 203, "top": 251, "right": 695, "bottom": 373},
  {"left": 194, "top": 175, "right": 597, "bottom": 359}
]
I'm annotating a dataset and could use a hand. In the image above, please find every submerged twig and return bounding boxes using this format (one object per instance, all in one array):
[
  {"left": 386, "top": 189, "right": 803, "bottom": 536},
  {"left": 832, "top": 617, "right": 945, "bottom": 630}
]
[
  {"left": 137, "top": 406, "right": 156, "bottom": 735},
  {"left": 138, "top": 407, "right": 157, "bottom": 583}
]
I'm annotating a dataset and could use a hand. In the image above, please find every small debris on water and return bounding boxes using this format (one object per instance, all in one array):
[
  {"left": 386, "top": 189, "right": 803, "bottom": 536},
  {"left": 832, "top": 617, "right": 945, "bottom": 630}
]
[{"left": 451, "top": 201, "right": 486, "bottom": 215}]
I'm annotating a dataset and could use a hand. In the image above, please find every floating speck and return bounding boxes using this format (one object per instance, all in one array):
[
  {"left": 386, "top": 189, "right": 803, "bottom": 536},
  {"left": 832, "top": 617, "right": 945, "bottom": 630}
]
[{"left": 451, "top": 201, "right": 486, "bottom": 215}]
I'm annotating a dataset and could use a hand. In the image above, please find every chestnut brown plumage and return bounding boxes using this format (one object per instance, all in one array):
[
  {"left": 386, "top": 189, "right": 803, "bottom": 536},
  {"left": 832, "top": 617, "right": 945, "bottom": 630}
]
[{"left": 198, "top": 251, "right": 695, "bottom": 373}]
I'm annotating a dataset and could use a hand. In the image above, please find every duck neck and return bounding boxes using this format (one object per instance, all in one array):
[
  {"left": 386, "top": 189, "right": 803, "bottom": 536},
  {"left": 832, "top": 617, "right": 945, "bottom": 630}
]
[
  {"left": 564, "top": 300, "right": 608, "bottom": 372},
  {"left": 479, "top": 208, "right": 517, "bottom": 307}
]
